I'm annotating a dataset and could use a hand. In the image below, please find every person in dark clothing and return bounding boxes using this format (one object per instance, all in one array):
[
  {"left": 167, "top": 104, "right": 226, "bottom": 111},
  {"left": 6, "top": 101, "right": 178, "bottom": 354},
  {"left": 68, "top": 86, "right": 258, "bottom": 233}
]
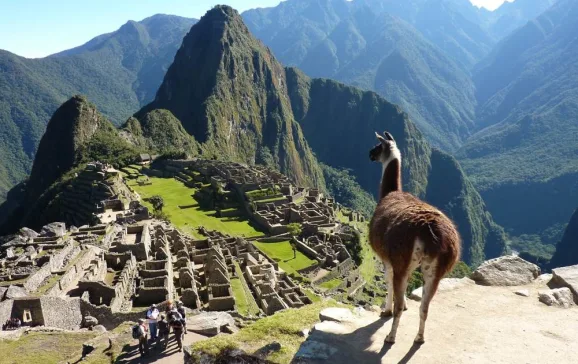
[
  {"left": 176, "top": 301, "right": 187, "bottom": 335},
  {"left": 169, "top": 309, "right": 184, "bottom": 351},
  {"left": 157, "top": 314, "right": 170, "bottom": 350}
]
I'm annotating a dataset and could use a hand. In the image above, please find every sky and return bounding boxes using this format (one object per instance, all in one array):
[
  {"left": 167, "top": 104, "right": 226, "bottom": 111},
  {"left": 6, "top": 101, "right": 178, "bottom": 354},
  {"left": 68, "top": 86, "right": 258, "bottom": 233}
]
[{"left": 1, "top": 0, "right": 512, "bottom": 58}]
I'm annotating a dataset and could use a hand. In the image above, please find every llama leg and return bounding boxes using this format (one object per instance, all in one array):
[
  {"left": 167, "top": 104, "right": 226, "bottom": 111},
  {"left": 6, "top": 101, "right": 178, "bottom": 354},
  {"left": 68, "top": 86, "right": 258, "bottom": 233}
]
[
  {"left": 415, "top": 260, "right": 440, "bottom": 343},
  {"left": 381, "top": 263, "right": 394, "bottom": 317},
  {"left": 384, "top": 273, "right": 408, "bottom": 343}
]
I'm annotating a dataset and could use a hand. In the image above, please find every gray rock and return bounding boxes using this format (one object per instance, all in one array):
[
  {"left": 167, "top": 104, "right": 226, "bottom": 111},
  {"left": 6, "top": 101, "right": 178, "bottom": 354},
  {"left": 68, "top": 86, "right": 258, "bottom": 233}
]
[
  {"left": 550, "top": 265, "right": 578, "bottom": 304},
  {"left": 319, "top": 308, "right": 354, "bottom": 323},
  {"left": 0, "top": 287, "right": 7, "bottom": 301},
  {"left": 410, "top": 287, "right": 423, "bottom": 301},
  {"left": 294, "top": 340, "right": 338, "bottom": 360},
  {"left": 410, "top": 278, "right": 474, "bottom": 301},
  {"left": 92, "top": 325, "right": 107, "bottom": 333},
  {"left": 538, "top": 288, "right": 574, "bottom": 308},
  {"left": 82, "top": 316, "right": 99, "bottom": 328},
  {"left": 188, "top": 311, "right": 235, "bottom": 336},
  {"left": 471, "top": 256, "right": 540, "bottom": 286},
  {"left": 18, "top": 227, "right": 38, "bottom": 238},
  {"left": 515, "top": 289, "right": 530, "bottom": 297},
  {"left": 4, "top": 285, "right": 27, "bottom": 299},
  {"left": 40, "top": 222, "right": 66, "bottom": 237}
]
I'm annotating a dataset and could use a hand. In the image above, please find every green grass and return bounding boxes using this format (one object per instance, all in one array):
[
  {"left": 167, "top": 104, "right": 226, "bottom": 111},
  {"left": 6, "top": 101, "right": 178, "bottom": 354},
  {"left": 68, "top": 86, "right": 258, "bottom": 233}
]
[
  {"left": 303, "top": 288, "right": 321, "bottom": 303},
  {"left": 318, "top": 278, "right": 343, "bottom": 290},
  {"left": 252, "top": 241, "right": 316, "bottom": 276},
  {"left": 0, "top": 332, "right": 97, "bottom": 364},
  {"left": 191, "top": 300, "right": 345, "bottom": 363},
  {"left": 231, "top": 262, "right": 261, "bottom": 316},
  {"left": 130, "top": 177, "right": 263, "bottom": 238},
  {"left": 0, "top": 278, "right": 27, "bottom": 287},
  {"left": 35, "top": 273, "right": 63, "bottom": 295}
]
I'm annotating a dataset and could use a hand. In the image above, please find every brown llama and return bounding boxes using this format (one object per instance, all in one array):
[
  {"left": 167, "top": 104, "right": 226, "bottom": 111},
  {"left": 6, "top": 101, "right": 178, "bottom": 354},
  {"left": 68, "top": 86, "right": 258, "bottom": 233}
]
[{"left": 369, "top": 131, "right": 461, "bottom": 344}]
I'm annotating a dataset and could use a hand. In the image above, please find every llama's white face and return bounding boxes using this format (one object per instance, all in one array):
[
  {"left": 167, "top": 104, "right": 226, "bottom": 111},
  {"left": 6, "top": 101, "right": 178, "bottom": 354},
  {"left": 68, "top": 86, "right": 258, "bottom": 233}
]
[{"left": 369, "top": 131, "right": 400, "bottom": 165}]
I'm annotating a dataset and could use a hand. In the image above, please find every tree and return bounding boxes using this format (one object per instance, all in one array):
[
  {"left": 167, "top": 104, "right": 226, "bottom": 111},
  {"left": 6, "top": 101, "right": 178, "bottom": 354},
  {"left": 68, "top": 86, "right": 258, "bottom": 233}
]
[
  {"left": 287, "top": 223, "right": 302, "bottom": 237},
  {"left": 148, "top": 195, "right": 164, "bottom": 212}
]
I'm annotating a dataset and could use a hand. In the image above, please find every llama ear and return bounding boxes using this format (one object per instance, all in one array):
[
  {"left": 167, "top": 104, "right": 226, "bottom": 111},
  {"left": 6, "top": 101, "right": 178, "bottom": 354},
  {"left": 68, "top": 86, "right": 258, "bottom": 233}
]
[
  {"left": 375, "top": 132, "right": 387, "bottom": 144},
  {"left": 383, "top": 131, "right": 395, "bottom": 142}
]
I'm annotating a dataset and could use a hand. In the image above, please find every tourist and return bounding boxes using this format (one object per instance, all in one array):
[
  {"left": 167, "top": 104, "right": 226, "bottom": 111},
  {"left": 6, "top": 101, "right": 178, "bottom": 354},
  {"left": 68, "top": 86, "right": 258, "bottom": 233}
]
[
  {"left": 146, "top": 303, "right": 159, "bottom": 342},
  {"left": 177, "top": 301, "right": 187, "bottom": 335},
  {"left": 165, "top": 300, "right": 174, "bottom": 335},
  {"left": 157, "top": 314, "right": 170, "bottom": 350},
  {"left": 135, "top": 319, "right": 149, "bottom": 356},
  {"left": 14, "top": 317, "right": 21, "bottom": 328},
  {"left": 168, "top": 308, "right": 184, "bottom": 352}
]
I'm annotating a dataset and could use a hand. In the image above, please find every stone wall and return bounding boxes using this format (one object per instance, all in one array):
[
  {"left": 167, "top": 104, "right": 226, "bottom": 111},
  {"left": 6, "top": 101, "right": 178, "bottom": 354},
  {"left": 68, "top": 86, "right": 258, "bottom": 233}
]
[
  {"left": 40, "top": 296, "right": 82, "bottom": 329},
  {"left": 23, "top": 261, "right": 52, "bottom": 292},
  {"left": 0, "top": 300, "right": 12, "bottom": 327},
  {"left": 315, "top": 258, "right": 355, "bottom": 285}
]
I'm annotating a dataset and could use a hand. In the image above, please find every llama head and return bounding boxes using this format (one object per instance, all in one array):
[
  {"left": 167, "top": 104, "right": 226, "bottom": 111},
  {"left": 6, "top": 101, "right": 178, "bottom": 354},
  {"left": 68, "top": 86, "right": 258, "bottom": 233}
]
[{"left": 370, "top": 131, "right": 400, "bottom": 164}]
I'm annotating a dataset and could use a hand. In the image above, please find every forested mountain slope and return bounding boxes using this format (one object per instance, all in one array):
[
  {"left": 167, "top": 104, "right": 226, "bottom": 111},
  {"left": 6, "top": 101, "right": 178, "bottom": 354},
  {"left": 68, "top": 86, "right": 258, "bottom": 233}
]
[
  {"left": 0, "top": 14, "right": 196, "bottom": 202},
  {"left": 458, "top": 0, "right": 578, "bottom": 245},
  {"left": 243, "top": 0, "right": 480, "bottom": 151}
]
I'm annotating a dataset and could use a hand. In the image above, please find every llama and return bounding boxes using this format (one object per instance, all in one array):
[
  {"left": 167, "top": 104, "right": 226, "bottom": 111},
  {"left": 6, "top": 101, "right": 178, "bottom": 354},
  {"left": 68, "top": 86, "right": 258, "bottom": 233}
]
[{"left": 369, "top": 131, "right": 461, "bottom": 344}]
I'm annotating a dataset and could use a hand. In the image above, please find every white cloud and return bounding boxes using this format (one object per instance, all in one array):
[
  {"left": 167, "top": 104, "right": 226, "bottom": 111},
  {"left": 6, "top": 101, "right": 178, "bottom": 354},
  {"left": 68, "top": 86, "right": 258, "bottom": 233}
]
[{"left": 470, "top": 0, "right": 515, "bottom": 11}]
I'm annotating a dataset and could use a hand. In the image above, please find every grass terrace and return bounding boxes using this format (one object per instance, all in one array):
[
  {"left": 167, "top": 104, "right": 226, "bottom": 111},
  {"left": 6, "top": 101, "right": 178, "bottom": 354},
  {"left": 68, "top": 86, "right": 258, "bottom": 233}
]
[
  {"left": 318, "top": 278, "right": 343, "bottom": 290},
  {"left": 231, "top": 262, "right": 261, "bottom": 316},
  {"left": 129, "top": 177, "right": 264, "bottom": 238},
  {"left": 0, "top": 332, "right": 97, "bottom": 364},
  {"left": 252, "top": 240, "right": 317, "bottom": 276},
  {"left": 191, "top": 300, "right": 346, "bottom": 363}
]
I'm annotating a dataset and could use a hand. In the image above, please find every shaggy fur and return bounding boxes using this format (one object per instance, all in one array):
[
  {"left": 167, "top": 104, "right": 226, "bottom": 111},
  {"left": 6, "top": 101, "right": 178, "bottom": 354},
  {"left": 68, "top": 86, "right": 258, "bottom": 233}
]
[{"left": 369, "top": 131, "right": 461, "bottom": 344}]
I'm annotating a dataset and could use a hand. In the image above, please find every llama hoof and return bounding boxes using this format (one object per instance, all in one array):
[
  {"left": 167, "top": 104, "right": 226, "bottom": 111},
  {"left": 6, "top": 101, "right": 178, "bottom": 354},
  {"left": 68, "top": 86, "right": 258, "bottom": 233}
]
[
  {"left": 380, "top": 309, "right": 393, "bottom": 318},
  {"left": 414, "top": 334, "right": 425, "bottom": 344},
  {"left": 384, "top": 334, "right": 396, "bottom": 344}
]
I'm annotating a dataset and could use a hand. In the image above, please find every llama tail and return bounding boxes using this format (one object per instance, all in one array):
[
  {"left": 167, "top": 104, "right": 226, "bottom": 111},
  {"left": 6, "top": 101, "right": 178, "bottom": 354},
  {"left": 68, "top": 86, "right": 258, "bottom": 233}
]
[{"left": 426, "top": 220, "right": 461, "bottom": 277}]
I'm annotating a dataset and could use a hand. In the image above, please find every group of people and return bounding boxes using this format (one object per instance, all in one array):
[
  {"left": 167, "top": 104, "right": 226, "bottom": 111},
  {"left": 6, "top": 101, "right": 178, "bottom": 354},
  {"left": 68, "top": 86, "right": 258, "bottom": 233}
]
[
  {"left": 2, "top": 317, "right": 21, "bottom": 331},
  {"left": 133, "top": 300, "right": 187, "bottom": 356}
]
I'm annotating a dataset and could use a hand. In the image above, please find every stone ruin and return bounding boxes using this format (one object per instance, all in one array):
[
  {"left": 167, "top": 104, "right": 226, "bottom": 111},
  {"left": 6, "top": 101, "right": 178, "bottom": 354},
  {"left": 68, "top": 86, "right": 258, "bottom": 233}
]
[{"left": 0, "top": 158, "right": 366, "bottom": 331}]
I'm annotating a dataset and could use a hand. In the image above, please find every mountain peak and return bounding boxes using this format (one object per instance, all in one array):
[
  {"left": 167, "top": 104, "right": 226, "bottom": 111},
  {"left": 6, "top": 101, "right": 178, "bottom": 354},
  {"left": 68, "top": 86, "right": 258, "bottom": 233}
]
[
  {"left": 139, "top": 6, "right": 325, "bottom": 189},
  {"left": 27, "top": 95, "right": 102, "bottom": 195}
]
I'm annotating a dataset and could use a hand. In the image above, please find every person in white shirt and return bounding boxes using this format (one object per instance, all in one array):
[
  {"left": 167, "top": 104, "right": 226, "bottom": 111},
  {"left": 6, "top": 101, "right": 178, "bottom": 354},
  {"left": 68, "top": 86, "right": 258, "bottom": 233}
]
[{"left": 146, "top": 303, "right": 160, "bottom": 341}]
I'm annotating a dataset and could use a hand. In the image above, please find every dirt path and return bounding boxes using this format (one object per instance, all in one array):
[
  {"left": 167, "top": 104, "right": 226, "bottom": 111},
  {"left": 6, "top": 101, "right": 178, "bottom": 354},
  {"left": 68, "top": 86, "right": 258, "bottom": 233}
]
[
  {"left": 296, "top": 279, "right": 578, "bottom": 363},
  {"left": 116, "top": 331, "right": 207, "bottom": 363}
]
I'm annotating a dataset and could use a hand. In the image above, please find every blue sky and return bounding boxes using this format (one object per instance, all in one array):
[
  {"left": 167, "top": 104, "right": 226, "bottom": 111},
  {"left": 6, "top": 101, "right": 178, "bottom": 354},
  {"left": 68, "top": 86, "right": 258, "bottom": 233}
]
[{"left": 1, "top": 0, "right": 511, "bottom": 58}]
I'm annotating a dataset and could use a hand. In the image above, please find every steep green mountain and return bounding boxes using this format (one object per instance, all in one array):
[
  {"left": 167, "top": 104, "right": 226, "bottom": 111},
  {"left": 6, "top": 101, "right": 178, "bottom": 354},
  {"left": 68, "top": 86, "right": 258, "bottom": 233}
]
[
  {"left": 0, "top": 14, "right": 196, "bottom": 202},
  {"left": 483, "top": 0, "right": 558, "bottom": 40},
  {"left": 0, "top": 96, "right": 139, "bottom": 231},
  {"left": 243, "top": 0, "right": 478, "bottom": 151},
  {"left": 137, "top": 6, "right": 325, "bottom": 189},
  {"left": 285, "top": 68, "right": 507, "bottom": 265},
  {"left": 121, "top": 110, "right": 199, "bottom": 156},
  {"left": 458, "top": 0, "right": 578, "bottom": 244},
  {"left": 549, "top": 208, "right": 578, "bottom": 269}
]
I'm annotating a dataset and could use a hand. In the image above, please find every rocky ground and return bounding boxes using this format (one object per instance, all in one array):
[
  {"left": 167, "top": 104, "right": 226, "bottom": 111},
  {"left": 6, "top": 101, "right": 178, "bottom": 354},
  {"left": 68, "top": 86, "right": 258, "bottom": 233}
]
[{"left": 294, "top": 262, "right": 578, "bottom": 364}]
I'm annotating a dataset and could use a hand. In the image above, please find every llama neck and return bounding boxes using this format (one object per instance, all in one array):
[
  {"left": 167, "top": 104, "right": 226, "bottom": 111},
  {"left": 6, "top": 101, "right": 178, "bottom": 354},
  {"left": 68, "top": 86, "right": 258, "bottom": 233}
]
[{"left": 380, "top": 158, "right": 402, "bottom": 199}]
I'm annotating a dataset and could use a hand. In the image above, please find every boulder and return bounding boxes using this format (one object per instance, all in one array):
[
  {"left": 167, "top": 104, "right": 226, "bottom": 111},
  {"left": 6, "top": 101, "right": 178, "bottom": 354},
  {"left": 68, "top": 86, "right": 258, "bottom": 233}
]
[
  {"left": 319, "top": 308, "right": 354, "bottom": 323},
  {"left": 18, "top": 227, "right": 38, "bottom": 238},
  {"left": 82, "top": 316, "right": 99, "bottom": 328},
  {"left": 471, "top": 256, "right": 540, "bottom": 286},
  {"left": 40, "top": 222, "right": 66, "bottom": 237},
  {"left": 0, "top": 287, "right": 7, "bottom": 301},
  {"left": 409, "top": 277, "right": 474, "bottom": 301},
  {"left": 538, "top": 288, "right": 574, "bottom": 308},
  {"left": 188, "top": 311, "right": 235, "bottom": 336},
  {"left": 4, "top": 285, "right": 27, "bottom": 300},
  {"left": 92, "top": 325, "right": 107, "bottom": 333},
  {"left": 550, "top": 265, "right": 578, "bottom": 304}
]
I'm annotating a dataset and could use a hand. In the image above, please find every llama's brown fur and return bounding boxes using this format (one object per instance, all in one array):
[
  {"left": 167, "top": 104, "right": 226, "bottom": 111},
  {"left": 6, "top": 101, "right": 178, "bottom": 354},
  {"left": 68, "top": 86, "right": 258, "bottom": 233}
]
[{"left": 369, "top": 131, "right": 461, "bottom": 344}]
